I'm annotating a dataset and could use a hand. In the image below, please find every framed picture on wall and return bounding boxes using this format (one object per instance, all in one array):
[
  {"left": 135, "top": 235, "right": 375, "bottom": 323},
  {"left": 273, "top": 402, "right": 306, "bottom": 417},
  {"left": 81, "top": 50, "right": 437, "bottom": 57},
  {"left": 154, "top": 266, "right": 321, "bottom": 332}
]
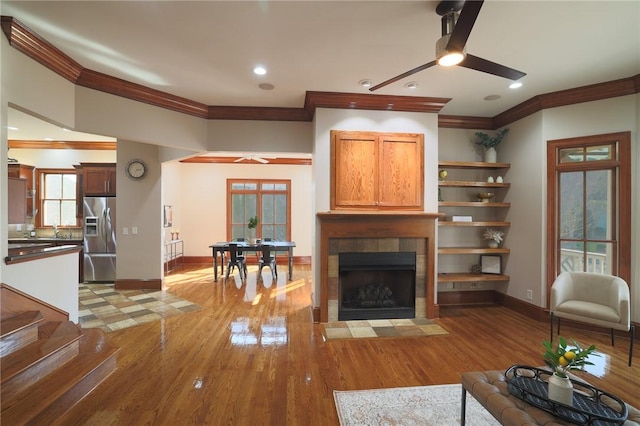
[
  {"left": 163, "top": 205, "right": 173, "bottom": 227},
  {"left": 480, "top": 255, "right": 502, "bottom": 274}
]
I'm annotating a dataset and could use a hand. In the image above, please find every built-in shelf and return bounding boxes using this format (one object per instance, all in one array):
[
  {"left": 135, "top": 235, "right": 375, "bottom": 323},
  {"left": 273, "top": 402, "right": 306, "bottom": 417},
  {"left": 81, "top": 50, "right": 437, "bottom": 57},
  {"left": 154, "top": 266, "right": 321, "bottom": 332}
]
[
  {"left": 439, "top": 221, "right": 510, "bottom": 227},
  {"left": 439, "top": 202, "right": 511, "bottom": 208},
  {"left": 438, "top": 247, "right": 510, "bottom": 255},
  {"left": 437, "top": 273, "right": 510, "bottom": 282},
  {"left": 438, "top": 181, "right": 510, "bottom": 188},
  {"left": 438, "top": 161, "right": 511, "bottom": 170}
]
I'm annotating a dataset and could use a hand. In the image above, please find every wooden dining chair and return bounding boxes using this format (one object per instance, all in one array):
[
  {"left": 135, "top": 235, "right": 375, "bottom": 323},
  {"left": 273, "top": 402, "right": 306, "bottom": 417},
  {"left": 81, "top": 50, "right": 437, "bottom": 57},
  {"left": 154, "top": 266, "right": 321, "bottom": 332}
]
[
  {"left": 258, "top": 244, "right": 277, "bottom": 281},
  {"left": 225, "top": 243, "right": 248, "bottom": 281}
]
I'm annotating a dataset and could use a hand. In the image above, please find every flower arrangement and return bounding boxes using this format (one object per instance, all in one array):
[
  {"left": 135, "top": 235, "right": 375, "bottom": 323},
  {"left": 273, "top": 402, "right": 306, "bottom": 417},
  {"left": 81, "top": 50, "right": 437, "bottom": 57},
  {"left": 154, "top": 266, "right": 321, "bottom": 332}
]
[
  {"left": 475, "top": 128, "right": 509, "bottom": 149},
  {"left": 542, "top": 337, "right": 597, "bottom": 378},
  {"left": 482, "top": 228, "right": 504, "bottom": 244}
]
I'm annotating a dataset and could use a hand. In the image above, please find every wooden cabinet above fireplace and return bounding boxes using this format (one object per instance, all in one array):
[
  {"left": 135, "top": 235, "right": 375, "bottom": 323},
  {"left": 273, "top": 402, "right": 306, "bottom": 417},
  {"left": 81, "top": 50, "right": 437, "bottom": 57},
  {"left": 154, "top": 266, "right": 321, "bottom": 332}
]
[{"left": 330, "top": 130, "right": 424, "bottom": 210}]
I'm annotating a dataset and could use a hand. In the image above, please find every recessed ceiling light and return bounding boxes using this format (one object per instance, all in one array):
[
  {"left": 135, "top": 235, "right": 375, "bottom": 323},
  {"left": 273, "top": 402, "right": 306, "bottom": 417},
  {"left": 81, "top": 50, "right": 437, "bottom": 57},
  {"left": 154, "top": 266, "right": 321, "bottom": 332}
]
[
  {"left": 253, "top": 66, "right": 267, "bottom": 76},
  {"left": 359, "top": 79, "right": 372, "bottom": 88},
  {"left": 484, "top": 94, "right": 501, "bottom": 101},
  {"left": 404, "top": 81, "right": 419, "bottom": 89},
  {"left": 259, "top": 83, "right": 275, "bottom": 90},
  {"left": 509, "top": 81, "right": 523, "bottom": 89},
  {"left": 8, "top": 126, "right": 18, "bottom": 131}
]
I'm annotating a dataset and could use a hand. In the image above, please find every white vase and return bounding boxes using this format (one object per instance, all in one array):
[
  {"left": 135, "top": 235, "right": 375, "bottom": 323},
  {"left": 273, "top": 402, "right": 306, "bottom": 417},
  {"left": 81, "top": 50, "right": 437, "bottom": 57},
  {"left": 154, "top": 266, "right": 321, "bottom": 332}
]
[
  {"left": 484, "top": 147, "right": 497, "bottom": 163},
  {"left": 487, "top": 241, "right": 499, "bottom": 248},
  {"left": 548, "top": 373, "right": 573, "bottom": 406}
]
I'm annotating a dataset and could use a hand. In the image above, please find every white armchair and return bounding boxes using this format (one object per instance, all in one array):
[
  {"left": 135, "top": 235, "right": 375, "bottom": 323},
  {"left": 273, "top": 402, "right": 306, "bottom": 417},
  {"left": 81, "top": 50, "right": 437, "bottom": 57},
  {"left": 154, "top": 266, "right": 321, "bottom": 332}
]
[{"left": 550, "top": 271, "right": 634, "bottom": 366}]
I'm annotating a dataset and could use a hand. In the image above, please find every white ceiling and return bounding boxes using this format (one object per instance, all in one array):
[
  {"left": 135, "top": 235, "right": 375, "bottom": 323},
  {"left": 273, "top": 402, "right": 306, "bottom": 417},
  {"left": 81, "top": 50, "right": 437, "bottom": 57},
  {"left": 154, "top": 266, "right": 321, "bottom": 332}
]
[{"left": 3, "top": 1, "right": 640, "bottom": 141}]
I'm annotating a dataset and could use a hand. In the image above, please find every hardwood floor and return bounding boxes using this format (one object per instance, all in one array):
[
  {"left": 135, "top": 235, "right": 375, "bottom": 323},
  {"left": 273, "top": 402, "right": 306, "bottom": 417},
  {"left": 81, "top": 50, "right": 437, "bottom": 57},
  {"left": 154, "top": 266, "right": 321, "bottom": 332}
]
[{"left": 58, "top": 264, "right": 639, "bottom": 425}]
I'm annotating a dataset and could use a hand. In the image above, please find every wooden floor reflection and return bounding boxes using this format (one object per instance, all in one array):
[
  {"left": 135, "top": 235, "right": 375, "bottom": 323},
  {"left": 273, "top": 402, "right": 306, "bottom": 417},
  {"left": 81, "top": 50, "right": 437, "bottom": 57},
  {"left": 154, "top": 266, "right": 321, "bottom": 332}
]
[{"left": 59, "top": 264, "right": 639, "bottom": 425}]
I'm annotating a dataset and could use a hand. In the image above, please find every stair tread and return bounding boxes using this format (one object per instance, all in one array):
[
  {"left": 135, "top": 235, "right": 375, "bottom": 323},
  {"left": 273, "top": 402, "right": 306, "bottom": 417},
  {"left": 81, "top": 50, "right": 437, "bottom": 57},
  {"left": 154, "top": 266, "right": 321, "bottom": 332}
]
[
  {"left": 1, "top": 321, "right": 82, "bottom": 383},
  {"left": 0, "top": 310, "right": 44, "bottom": 338},
  {"left": 1, "top": 328, "right": 119, "bottom": 424}
]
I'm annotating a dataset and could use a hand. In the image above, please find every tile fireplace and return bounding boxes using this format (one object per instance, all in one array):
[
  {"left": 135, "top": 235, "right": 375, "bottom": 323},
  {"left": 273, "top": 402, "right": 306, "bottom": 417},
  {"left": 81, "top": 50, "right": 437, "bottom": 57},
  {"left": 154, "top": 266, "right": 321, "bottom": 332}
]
[{"left": 317, "top": 211, "right": 440, "bottom": 323}]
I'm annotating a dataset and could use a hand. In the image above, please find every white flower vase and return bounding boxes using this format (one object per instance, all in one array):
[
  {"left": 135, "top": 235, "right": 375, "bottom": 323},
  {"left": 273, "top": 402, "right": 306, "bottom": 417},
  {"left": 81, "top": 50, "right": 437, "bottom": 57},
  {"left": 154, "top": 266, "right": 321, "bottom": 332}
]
[
  {"left": 488, "top": 240, "right": 499, "bottom": 249},
  {"left": 484, "top": 147, "right": 497, "bottom": 163},
  {"left": 548, "top": 373, "right": 573, "bottom": 406}
]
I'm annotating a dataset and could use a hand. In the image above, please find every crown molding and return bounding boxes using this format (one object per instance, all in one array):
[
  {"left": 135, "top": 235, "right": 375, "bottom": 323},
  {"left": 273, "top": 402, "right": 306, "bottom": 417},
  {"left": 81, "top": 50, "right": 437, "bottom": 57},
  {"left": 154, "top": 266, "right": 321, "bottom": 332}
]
[
  {"left": 2, "top": 16, "right": 639, "bottom": 129},
  {"left": 9, "top": 140, "right": 117, "bottom": 150},
  {"left": 180, "top": 156, "right": 312, "bottom": 165}
]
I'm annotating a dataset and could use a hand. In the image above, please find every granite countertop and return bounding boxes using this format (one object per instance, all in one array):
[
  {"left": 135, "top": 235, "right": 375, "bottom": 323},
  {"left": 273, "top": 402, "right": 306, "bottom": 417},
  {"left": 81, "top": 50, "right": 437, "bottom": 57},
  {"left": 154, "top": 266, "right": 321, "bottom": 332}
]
[
  {"left": 8, "top": 237, "right": 84, "bottom": 244},
  {"left": 6, "top": 242, "right": 83, "bottom": 265}
]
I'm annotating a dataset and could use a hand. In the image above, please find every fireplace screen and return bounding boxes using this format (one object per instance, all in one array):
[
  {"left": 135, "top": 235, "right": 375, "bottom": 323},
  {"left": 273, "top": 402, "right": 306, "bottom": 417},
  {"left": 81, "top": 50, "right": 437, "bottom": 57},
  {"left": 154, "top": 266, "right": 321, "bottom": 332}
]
[{"left": 338, "top": 252, "right": 416, "bottom": 321}]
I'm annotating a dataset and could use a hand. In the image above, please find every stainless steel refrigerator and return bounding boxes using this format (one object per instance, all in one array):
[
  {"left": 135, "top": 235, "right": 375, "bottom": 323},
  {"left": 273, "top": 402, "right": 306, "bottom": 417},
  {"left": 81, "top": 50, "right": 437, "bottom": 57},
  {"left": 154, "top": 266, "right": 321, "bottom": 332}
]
[{"left": 83, "top": 197, "right": 116, "bottom": 282}]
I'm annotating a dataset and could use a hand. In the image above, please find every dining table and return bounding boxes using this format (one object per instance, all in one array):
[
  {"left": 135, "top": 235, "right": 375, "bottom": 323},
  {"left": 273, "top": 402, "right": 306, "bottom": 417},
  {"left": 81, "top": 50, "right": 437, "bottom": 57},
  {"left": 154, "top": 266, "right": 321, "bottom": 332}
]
[{"left": 209, "top": 241, "right": 296, "bottom": 281}]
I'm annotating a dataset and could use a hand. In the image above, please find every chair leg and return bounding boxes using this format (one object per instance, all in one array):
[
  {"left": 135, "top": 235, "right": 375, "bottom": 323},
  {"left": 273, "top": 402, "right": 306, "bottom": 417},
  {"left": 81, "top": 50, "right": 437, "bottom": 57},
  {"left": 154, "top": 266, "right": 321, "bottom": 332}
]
[
  {"left": 557, "top": 317, "right": 561, "bottom": 336},
  {"left": 550, "top": 312, "right": 554, "bottom": 343},
  {"left": 611, "top": 329, "right": 615, "bottom": 346},
  {"left": 629, "top": 324, "right": 635, "bottom": 367}
]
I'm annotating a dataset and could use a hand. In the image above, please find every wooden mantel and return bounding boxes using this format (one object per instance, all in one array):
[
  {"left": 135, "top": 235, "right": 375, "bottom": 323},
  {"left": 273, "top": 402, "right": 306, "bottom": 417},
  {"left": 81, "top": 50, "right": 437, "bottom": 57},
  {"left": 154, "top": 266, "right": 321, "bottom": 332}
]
[{"left": 317, "top": 211, "right": 442, "bottom": 323}]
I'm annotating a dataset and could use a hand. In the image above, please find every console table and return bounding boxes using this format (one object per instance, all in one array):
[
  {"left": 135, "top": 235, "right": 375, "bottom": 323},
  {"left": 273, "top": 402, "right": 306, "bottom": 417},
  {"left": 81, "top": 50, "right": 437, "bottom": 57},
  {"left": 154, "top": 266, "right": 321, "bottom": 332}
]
[
  {"left": 164, "top": 239, "right": 184, "bottom": 275},
  {"left": 460, "top": 369, "right": 640, "bottom": 425}
]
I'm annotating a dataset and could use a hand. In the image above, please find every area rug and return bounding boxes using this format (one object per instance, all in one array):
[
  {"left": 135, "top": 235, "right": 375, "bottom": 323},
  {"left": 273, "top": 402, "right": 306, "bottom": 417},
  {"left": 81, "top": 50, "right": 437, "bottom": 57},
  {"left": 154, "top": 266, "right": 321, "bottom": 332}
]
[
  {"left": 322, "top": 318, "right": 449, "bottom": 340},
  {"left": 78, "top": 283, "right": 201, "bottom": 332},
  {"left": 334, "top": 384, "right": 499, "bottom": 426}
]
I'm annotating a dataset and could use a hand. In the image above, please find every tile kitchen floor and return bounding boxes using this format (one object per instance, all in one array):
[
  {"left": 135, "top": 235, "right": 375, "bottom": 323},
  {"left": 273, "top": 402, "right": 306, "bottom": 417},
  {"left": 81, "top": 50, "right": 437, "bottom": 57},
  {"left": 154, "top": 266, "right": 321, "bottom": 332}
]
[{"left": 78, "top": 283, "right": 201, "bottom": 332}]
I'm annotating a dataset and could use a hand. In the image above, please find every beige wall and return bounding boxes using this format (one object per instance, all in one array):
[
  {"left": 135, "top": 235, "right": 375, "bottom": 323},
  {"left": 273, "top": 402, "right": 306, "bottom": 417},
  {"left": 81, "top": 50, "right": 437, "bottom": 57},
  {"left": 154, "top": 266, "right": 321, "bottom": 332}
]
[
  {"left": 311, "top": 108, "right": 440, "bottom": 307},
  {"left": 438, "top": 94, "right": 639, "bottom": 323}
]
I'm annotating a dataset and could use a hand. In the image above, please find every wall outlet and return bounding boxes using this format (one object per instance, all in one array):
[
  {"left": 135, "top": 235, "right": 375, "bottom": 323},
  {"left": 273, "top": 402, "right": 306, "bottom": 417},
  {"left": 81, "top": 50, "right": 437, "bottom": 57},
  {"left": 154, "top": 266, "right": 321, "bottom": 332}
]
[
  {"left": 446, "top": 282, "right": 454, "bottom": 290},
  {"left": 122, "top": 227, "right": 129, "bottom": 235},
  {"left": 526, "top": 289, "right": 533, "bottom": 300},
  {"left": 470, "top": 282, "right": 478, "bottom": 289},
  {"left": 132, "top": 226, "right": 138, "bottom": 235}
]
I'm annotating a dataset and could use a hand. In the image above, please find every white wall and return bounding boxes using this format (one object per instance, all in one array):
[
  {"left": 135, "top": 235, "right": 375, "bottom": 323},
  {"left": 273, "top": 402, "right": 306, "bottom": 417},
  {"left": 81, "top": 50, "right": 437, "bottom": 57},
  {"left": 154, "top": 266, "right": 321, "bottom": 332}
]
[
  {"left": 175, "top": 162, "right": 313, "bottom": 257},
  {"left": 3, "top": 252, "right": 80, "bottom": 322},
  {"left": 8, "top": 148, "right": 116, "bottom": 167},
  {"left": 312, "top": 108, "right": 440, "bottom": 307}
]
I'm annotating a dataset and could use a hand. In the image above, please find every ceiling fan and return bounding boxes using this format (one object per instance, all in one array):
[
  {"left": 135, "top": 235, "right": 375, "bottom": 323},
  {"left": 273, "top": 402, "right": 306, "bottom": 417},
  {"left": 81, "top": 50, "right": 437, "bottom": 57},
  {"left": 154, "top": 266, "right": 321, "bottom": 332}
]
[
  {"left": 233, "top": 154, "right": 276, "bottom": 164},
  {"left": 369, "top": 0, "right": 526, "bottom": 91}
]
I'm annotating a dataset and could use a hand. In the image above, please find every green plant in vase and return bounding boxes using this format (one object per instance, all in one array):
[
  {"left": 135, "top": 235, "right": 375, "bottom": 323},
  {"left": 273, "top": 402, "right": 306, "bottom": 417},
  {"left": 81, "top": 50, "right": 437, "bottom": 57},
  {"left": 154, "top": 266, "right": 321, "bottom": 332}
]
[
  {"left": 247, "top": 216, "right": 259, "bottom": 242},
  {"left": 542, "top": 337, "right": 597, "bottom": 406},
  {"left": 475, "top": 127, "right": 509, "bottom": 162}
]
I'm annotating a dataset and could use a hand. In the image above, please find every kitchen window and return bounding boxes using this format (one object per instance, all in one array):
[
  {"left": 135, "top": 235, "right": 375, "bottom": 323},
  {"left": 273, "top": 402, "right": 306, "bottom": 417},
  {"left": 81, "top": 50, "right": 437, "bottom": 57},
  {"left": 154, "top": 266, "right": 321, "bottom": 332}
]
[
  {"left": 36, "top": 169, "right": 78, "bottom": 227},
  {"left": 227, "top": 179, "right": 291, "bottom": 241}
]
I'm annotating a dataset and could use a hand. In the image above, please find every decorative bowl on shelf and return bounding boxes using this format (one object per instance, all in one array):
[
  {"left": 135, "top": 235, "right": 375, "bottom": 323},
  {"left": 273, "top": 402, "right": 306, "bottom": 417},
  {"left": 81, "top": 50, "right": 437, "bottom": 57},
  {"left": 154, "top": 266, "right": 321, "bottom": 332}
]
[{"left": 477, "top": 192, "right": 495, "bottom": 203}]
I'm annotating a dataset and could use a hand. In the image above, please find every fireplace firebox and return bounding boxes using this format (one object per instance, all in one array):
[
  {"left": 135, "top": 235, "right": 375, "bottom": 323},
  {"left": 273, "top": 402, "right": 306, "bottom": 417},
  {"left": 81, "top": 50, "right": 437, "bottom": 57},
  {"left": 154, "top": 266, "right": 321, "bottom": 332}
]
[{"left": 338, "top": 252, "right": 416, "bottom": 321}]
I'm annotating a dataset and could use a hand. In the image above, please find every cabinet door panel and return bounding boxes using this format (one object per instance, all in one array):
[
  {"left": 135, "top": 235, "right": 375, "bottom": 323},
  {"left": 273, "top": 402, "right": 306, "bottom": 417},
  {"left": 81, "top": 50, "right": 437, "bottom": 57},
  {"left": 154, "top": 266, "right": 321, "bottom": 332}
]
[
  {"left": 379, "top": 135, "right": 423, "bottom": 208},
  {"left": 8, "top": 177, "right": 27, "bottom": 223},
  {"left": 333, "top": 133, "right": 378, "bottom": 207}
]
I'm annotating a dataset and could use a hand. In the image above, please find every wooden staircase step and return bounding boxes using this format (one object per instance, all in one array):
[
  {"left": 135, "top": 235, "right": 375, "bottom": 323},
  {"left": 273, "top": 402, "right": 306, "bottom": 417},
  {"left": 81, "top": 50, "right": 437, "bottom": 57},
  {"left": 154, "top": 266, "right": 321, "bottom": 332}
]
[
  {"left": 0, "top": 310, "right": 44, "bottom": 356},
  {"left": 1, "top": 321, "right": 82, "bottom": 397},
  {"left": 1, "top": 328, "right": 119, "bottom": 425}
]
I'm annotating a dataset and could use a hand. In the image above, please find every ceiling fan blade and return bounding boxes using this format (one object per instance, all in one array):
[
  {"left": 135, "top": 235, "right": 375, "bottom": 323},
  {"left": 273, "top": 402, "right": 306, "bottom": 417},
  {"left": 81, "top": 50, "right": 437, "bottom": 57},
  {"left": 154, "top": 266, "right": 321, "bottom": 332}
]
[
  {"left": 255, "top": 157, "right": 269, "bottom": 164},
  {"left": 233, "top": 157, "right": 247, "bottom": 163},
  {"left": 459, "top": 54, "right": 526, "bottom": 80},
  {"left": 445, "top": 0, "right": 484, "bottom": 52},
  {"left": 369, "top": 60, "right": 437, "bottom": 91}
]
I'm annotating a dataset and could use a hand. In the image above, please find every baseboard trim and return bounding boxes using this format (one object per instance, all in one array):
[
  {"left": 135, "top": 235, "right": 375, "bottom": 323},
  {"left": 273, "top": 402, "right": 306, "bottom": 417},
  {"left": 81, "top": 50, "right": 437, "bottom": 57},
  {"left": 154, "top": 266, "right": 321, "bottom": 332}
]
[
  {"left": 114, "top": 278, "right": 164, "bottom": 290},
  {"left": 183, "top": 255, "right": 311, "bottom": 265},
  {"left": 437, "top": 290, "right": 497, "bottom": 306}
]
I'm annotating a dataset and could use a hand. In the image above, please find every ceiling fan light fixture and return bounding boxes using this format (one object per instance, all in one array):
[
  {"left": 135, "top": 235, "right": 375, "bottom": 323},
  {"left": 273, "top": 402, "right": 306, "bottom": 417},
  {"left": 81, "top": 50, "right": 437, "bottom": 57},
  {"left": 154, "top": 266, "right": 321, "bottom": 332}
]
[{"left": 435, "top": 34, "right": 465, "bottom": 67}]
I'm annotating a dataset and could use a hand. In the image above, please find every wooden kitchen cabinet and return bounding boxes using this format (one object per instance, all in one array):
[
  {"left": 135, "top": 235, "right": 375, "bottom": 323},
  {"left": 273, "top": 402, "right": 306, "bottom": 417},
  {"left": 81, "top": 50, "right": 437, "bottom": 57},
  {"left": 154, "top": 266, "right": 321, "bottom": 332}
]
[
  {"left": 8, "top": 177, "right": 27, "bottom": 223},
  {"left": 81, "top": 163, "right": 116, "bottom": 196},
  {"left": 8, "top": 164, "right": 35, "bottom": 218},
  {"left": 330, "top": 130, "right": 424, "bottom": 210}
]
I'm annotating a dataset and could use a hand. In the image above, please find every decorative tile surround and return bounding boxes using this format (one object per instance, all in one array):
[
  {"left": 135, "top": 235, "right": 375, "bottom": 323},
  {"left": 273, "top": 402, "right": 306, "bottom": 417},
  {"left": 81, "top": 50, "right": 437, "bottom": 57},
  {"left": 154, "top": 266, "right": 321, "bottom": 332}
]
[{"left": 327, "top": 237, "right": 427, "bottom": 322}]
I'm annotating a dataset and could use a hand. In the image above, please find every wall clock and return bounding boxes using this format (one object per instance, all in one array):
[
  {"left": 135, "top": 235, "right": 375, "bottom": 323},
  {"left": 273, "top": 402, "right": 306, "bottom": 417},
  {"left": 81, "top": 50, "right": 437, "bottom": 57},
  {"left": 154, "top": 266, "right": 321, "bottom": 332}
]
[{"left": 126, "top": 159, "right": 147, "bottom": 180}]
